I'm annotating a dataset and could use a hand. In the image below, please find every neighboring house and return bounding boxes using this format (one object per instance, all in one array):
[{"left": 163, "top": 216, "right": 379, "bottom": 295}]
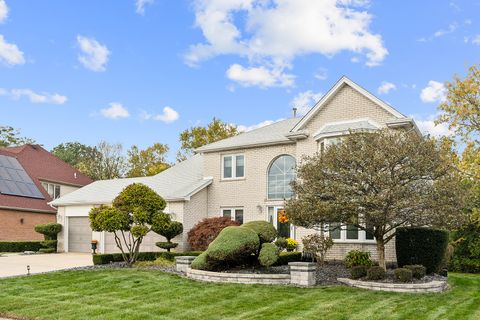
[
  {"left": 0, "top": 144, "right": 92, "bottom": 240},
  {"left": 52, "top": 77, "right": 419, "bottom": 262}
]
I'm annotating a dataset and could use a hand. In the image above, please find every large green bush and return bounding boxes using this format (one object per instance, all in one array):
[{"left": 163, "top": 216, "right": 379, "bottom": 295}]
[
  {"left": 350, "top": 265, "right": 367, "bottom": 279},
  {"left": 404, "top": 265, "right": 426, "bottom": 279},
  {"left": 242, "top": 221, "right": 277, "bottom": 244},
  {"left": 396, "top": 227, "right": 448, "bottom": 274},
  {"left": 258, "top": 243, "right": 279, "bottom": 267},
  {"left": 0, "top": 241, "right": 43, "bottom": 252},
  {"left": 450, "top": 212, "right": 480, "bottom": 273},
  {"left": 344, "top": 250, "right": 373, "bottom": 268},
  {"left": 34, "top": 223, "right": 62, "bottom": 240},
  {"left": 206, "top": 226, "right": 260, "bottom": 265}
]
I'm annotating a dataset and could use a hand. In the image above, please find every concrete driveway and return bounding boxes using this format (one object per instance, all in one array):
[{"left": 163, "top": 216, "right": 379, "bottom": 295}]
[{"left": 0, "top": 253, "right": 93, "bottom": 278}]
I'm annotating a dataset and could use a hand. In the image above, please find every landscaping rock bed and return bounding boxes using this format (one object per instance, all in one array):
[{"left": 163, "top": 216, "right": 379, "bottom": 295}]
[{"left": 316, "top": 262, "right": 350, "bottom": 285}]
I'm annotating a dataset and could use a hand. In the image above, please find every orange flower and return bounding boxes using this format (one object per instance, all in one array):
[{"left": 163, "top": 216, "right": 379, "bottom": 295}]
[{"left": 278, "top": 210, "right": 289, "bottom": 224}]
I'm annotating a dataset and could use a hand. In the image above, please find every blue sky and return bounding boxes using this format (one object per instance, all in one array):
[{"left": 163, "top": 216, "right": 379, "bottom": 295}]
[{"left": 1, "top": 0, "right": 479, "bottom": 161}]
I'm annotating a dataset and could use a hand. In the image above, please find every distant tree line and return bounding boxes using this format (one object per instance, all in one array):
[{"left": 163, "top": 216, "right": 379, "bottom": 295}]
[{"left": 0, "top": 118, "right": 238, "bottom": 180}]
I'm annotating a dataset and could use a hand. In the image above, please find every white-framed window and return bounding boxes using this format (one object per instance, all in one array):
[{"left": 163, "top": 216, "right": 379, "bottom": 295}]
[
  {"left": 327, "top": 223, "right": 375, "bottom": 242},
  {"left": 222, "top": 208, "right": 244, "bottom": 224},
  {"left": 222, "top": 154, "right": 245, "bottom": 179},
  {"left": 319, "top": 136, "right": 343, "bottom": 153},
  {"left": 41, "top": 182, "right": 61, "bottom": 199}
]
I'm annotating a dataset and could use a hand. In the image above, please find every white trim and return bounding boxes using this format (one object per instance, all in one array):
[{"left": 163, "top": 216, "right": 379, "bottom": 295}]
[
  {"left": 221, "top": 154, "right": 245, "bottom": 180},
  {"left": 291, "top": 76, "right": 405, "bottom": 132}
]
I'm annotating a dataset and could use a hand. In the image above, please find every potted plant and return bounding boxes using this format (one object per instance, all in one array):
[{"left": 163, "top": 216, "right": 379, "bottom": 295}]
[{"left": 91, "top": 240, "right": 98, "bottom": 254}]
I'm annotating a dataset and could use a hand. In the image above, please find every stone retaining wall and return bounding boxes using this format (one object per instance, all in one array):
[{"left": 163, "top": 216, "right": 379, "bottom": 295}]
[
  {"left": 175, "top": 256, "right": 317, "bottom": 287},
  {"left": 337, "top": 278, "right": 448, "bottom": 293}
]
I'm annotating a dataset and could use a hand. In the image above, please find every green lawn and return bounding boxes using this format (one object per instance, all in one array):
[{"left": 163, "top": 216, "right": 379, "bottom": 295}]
[{"left": 0, "top": 270, "right": 478, "bottom": 320}]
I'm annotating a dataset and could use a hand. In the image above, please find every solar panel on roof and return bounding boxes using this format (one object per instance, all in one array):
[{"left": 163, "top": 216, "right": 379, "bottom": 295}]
[{"left": 0, "top": 155, "right": 44, "bottom": 199}]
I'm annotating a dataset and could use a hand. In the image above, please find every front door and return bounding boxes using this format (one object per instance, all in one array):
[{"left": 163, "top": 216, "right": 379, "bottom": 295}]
[{"left": 268, "top": 206, "right": 292, "bottom": 238}]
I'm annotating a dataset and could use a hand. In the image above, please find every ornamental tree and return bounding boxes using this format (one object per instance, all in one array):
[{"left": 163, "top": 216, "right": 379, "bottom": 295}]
[
  {"left": 89, "top": 183, "right": 166, "bottom": 265},
  {"left": 286, "top": 129, "right": 466, "bottom": 269},
  {"left": 152, "top": 212, "right": 183, "bottom": 252}
]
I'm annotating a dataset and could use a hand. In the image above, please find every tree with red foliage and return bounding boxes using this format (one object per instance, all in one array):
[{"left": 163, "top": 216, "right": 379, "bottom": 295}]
[{"left": 187, "top": 217, "right": 240, "bottom": 251}]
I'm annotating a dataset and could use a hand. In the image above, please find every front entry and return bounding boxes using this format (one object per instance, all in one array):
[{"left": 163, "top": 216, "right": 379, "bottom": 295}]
[{"left": 267, "top": 206, "right": 292, "bottom": 238}]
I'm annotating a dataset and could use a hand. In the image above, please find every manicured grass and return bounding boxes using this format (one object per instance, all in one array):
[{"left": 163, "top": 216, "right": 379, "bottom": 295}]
[{"left": 0, "top": 270, "right": 479, "bottom": 320}]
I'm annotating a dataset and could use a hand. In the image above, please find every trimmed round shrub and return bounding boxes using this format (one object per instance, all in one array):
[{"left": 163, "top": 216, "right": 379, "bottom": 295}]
[
  {"left": 242, "top": 221, "right": 277, "bottom": 244},
  {"left": 344, "top": 250, "right": 373, "bottom": 268},
  {"left": 191, "top": 252, "right": 210, "bottom": 270},
  {"left": 394, "top": 268, "right": 413, "bottom": 283},
  {"left": 395, "top": 227, "right": 448, "bottom": 274},
  {"left": 34, "top": 223, "right": 62, "bottom": 240},
  {"left": 206, "top": 226, "right": 260, "bottom": 265},
  {"left": 187, "top": 217, "right": 241, "bottom": 251},
  {"left": 367, "top": 266, "right": 386, "bottom": 280},
  {"left": 350, "top": 265, "right": 368, "bottom": 279},
  {"left": 258, "top": 243, "right": 279, "bottom": 267},
  {"left": 404, "top": 265, "right": 426, "bottom": 279},
  {"left": 155, "top": 242, "right": 178, "bottom": 251},
  {"left": 274, "top": 237, "right": 288, "bottom": 250}
]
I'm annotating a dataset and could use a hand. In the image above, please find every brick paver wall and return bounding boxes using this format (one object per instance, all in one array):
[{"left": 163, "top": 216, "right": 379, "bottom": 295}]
[{"left": 0, "top": 209, "right": 55, "bottom": 240}]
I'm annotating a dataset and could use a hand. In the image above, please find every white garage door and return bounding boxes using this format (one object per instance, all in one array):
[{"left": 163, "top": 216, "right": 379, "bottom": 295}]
[{"left": 68, "top": 217, "right": 92, "bottom": 253}]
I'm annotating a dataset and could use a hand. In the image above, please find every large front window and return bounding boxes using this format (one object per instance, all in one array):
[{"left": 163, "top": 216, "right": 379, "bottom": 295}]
[{"left": 267, "top": 155, "right": 296, "bottom": 199}]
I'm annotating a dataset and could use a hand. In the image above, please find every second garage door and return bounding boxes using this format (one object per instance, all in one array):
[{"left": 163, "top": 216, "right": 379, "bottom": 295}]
[{"left": 68, "top": 217, "right": 92, "bottom": 253}]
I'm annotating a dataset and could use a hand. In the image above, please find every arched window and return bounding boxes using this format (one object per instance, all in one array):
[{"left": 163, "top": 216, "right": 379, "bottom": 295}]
[{"left": 267, "top": 155, "right": 296, "bottom": 199}]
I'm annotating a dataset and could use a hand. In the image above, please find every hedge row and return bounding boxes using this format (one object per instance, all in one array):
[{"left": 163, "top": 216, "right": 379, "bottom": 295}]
[
  {"left": 274, "top": 251, "right": 302, "bottom": 266},
  {"left": 0, "top": 241, "right": 43, "bottom": 252},
  {"left": 92, "top": 251, "right": 203, "bottom": 265}
]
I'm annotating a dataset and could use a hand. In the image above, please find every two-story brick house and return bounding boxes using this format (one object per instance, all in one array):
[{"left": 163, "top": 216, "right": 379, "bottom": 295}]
[{"left": 52, "top": 77, "right": 419, "bottom": 262}]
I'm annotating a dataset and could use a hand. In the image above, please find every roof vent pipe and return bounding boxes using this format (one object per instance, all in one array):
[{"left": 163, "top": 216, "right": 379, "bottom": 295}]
[{"left": 293, "top": 107, "right": 297, "bottom": 118}]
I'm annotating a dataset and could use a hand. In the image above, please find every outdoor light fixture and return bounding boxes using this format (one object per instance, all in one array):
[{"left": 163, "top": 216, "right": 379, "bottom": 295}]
[{"left": 27, "top": 265, "right": 30, "bottom": 276}]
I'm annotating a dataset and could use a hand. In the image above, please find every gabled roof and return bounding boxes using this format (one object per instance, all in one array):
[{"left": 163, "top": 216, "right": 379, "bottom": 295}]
[
  {"left": 0, "top": 145, "right": 93, "bottom": 213},
  {"left": 51, "top": 154, "right": 211, "bottom": 206},
  {"left": 291, "top": 76, "right": 406, "bottom": 132},
  {"left": 195, "top": 118, "right": 299, "bottom": 153}
]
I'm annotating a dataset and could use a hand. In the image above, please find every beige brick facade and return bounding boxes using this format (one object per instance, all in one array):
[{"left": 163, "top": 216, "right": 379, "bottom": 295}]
[{"left": 197, "top": 83, "right": 402, "bottom": 263}]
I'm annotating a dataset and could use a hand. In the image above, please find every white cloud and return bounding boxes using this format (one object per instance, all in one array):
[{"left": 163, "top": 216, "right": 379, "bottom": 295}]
[
  {"left": 0, "top": 35, "right": 25, "bottom": 66},
  {"left": 226, "top": 64, "right": 294, "bottom": 88},
  {"left": 186, "top": 0, "right": 387, "bottom": 87},
  {"left": 0, "top": 0, "right": 8, "bottom": 23},
  {"left": 420, "top": 81, "right": 446, "bottom": 103},
  {"left": 100, "top": 102, "right": 130, "bottom": 119},
  {"left": 377, "top": 81, "right": 396, "bottom": 95},
  {"left": 473, "top": 35, "right": 480, "bottom": 45},
  {"left": 142, "top": 106, "right": 179, "bottom": 123},
  {"left": 135, "top": 0, "right": 154, "bottom": 15},
  {"left": 314, "top": 68, "right": 328, "bottom": 80},
  {"left": 291, "top": 90, "right": 323, "bottom": 116},
  {"left": 413, "top": 114, "right": 453, "bottom": 137},
  {"left": 433, "top": 22, "right": 458, "bottom": 38},
  {"left": 0, "top": 88, "right": 67, "bottom": 104},
  {"left": 77, "top": 35, "right": 110, "bottom": 72},
  {"left": 238, "top": 119, "right": 283, "bottom": 132}
]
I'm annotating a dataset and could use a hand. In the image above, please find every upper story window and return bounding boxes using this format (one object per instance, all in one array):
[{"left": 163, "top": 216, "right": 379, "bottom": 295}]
[
  {"left": 319, "top": 136, "right": 343, "bottom": 153},
  {"left": 222, "top": 155, "right": 245, "bottom": 179},
  {"left": 41, "top": 182, "right": 61, "bottom": 199},
  {"left": 268, "top": 155, "right": 296, "bottom": 200}
]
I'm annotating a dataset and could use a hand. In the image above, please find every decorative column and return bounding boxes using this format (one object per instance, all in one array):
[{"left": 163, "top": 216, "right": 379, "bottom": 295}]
[
  {"left": 289, "top": 262, "right": 317, "bottom": 287},
  {"left": 175, "top": 256, "right": 196, "bottom": 273}
]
